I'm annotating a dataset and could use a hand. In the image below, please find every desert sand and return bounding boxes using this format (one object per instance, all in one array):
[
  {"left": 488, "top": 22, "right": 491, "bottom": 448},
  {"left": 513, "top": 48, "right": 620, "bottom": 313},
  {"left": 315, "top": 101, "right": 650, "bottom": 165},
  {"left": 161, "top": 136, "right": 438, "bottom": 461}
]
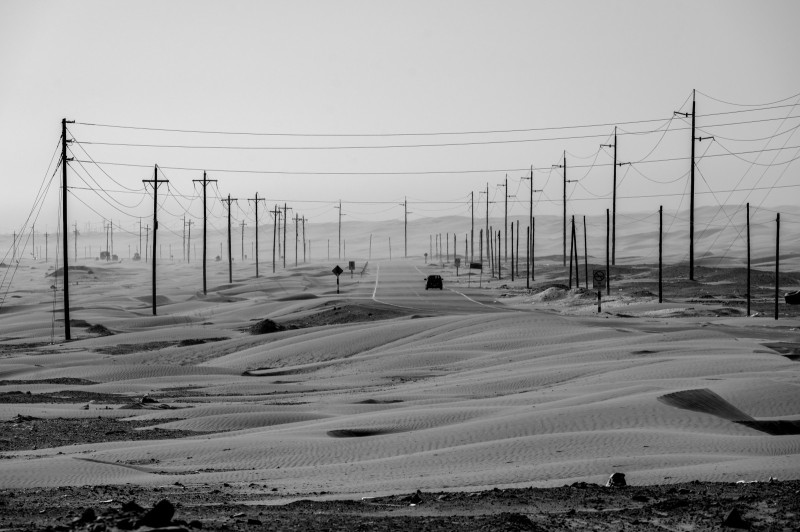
[{"left": 1, "top": 243, "right": 799, "bottom": 529}]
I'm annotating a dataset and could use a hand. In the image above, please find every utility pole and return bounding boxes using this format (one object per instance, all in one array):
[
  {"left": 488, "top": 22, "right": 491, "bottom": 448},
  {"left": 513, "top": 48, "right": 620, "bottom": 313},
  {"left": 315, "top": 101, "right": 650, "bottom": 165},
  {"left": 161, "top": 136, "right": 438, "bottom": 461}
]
[
  {"left": 675, "top": 89, "right": 712, "bottom": 281},
  {"left": 105, "top": 221, "right": 110, "bottom": 261},
  {"left": 470, "top": 191, "right": 474, "bottom": 262},
  {"left": 73, "top": 223, "right": 78, "bottom": 263},
  {"left": 240, "top": 220, "right": 246, "bottom": 261},
  {"left": 294, "top": 214, "right": 299, "bottom": 267},
  {"left": 601, "top": 128, "right": 618, "bottom": 265},
  {"left": 336, "top": 200, "right": 343, "bottom": 259},
  {"left": 247, "top": 192, "right": 265, "bottom": 277},
  {"left": 522, "top": 166, "right": 541, "bottom": 283},
  {"left": 554, "top": 152, "right": 575, "bottom": 267},
  {"left": 142, "top": 165, "right": 168, "bottom": 315},
  {"left": 302, "top": 216, "right": 306, "bottom": 263},
  {"left": 503, "top": 176, "right": 508, "bottom": 262},
  {"left": 192, "top": 171, "right": 217, "bottom": 294},
  {"left": 401, "top": 197, "right": 408, "bottom": 258},
  {"left": 186, "top": 220, "right": 194, "bottom": 263},
  {"left": 61, "top": 118, "right": 74, "bottom": 340},
  {"left": 222, "top": 194, "right": 238, "bottom": 283},
  {"left": 182, "top": 215, "right": 186, "bottom": 262},
  {"left": 272, "top": 205, "right": 279, "bottom": 273},
  {"left": 138, "top": 219, "right": 142, "bottom": 258},
  {"left": 145, "top": 225, "right": 149, "bottom": 263},
  {"left": 485, "top": 183, "right": 489, "bottom": 269},
  {"left": 283, "top": 203, "right": 291, "bottom": 268}
]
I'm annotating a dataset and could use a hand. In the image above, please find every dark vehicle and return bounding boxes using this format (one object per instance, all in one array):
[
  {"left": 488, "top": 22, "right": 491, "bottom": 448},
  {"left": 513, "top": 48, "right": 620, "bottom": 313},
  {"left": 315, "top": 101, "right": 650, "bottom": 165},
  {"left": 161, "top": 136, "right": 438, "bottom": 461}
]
[
  {"left": 786, "top": 290, "right": 800, "bottom": 305},
  {"left": 425, "top": 275, "right": 443, "bottom": 290}
]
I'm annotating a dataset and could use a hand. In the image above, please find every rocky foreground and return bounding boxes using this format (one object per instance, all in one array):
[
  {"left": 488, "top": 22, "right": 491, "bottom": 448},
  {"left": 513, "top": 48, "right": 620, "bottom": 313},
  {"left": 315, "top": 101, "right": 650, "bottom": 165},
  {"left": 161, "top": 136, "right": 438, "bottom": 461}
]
[{"left": 1, "top": 478, "right": 797, "bottom": 531}]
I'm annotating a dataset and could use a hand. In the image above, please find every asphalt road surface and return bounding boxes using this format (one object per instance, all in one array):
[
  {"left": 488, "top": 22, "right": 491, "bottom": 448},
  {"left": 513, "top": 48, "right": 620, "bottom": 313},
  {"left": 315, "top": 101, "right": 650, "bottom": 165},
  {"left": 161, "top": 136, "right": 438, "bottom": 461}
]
[{"left": 358, "top": 260, "right": 510, "bottom": 314}]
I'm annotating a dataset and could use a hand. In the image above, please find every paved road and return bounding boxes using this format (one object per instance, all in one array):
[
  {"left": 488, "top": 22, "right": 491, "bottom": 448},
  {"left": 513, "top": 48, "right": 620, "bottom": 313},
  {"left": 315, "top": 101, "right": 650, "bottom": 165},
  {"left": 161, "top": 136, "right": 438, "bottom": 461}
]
[{"left": 359, "top": 260, "right": 510, "bottom": 314}]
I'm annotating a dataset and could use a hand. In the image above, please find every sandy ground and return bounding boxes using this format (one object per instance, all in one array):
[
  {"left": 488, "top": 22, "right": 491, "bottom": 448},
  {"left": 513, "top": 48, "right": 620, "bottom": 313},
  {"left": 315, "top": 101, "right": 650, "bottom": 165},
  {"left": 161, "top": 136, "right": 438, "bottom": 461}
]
[{"left": 0, "top": 256, "right": 798, "bottom": 530}]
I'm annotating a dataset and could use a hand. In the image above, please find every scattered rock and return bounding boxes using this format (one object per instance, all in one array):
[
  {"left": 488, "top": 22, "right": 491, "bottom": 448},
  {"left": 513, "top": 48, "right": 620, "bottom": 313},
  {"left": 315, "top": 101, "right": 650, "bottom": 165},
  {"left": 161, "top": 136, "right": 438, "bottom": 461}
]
[
  {"left": 248, "top": 318, "right": 286, "bottom": 335},
  {"left": 722, "top": 507, "right": 750, "bottom": 529},
  {"left": 138, "top": 499, "right": 175, "bottom": 528},
  {"left": 86, "top": 324, "right": 113, "bottom": 336},
  {"left": 606, "top": 472, "right": 627, "bottom": 487}
]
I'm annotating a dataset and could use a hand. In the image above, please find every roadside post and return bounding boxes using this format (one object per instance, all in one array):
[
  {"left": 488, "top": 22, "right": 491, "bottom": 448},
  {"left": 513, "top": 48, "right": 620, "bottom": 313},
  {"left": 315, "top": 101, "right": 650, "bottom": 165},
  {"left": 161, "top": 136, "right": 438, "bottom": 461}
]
[
  {"left": 593, "top": 269, "right": 606, "bottom": 313},
  {"left": 455, "top": 257, "right": 461, "bottom": 277},
  {"left": 332, "top": 265, "right": 343, "bottom": 294},
  {"left": 349, "top": 260, "right": 355, "bottom": 279}
]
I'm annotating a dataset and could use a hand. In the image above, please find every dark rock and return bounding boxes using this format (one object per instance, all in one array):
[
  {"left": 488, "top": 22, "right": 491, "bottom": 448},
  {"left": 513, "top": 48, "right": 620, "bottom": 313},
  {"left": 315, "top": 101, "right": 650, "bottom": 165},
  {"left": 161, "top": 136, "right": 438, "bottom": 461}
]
[
  {"left": 249, "top": 318, "right": 286, "bottom": 335},
  {"left": 722, "top": 507, "right": 750, "bottom": 529},
  {"left": 138, "top": 499, "right": 175, "bottom": 528},
  {"left": 120, "top": 500, "right": 144, "bottom": 513},
  {"left": 188, "top": 519, "right": 203, "bottom": 529},
  {"left": 605, "top": 472, "right": 627, "bottom": 487},
  {"left": 80, "top": 507, "right": 96, "bottom": 522},
  {"left": 247, "top": 518, "right": 262, "bottom": 525},
  {"left": 141, "top": 395, "right": 158, "bottom": 404},
  {"left": 403, "top": 489, "right": 424, "bottom": 505},
  {"left": 632, "top": 494, "right": 649, "bottom": 502}
]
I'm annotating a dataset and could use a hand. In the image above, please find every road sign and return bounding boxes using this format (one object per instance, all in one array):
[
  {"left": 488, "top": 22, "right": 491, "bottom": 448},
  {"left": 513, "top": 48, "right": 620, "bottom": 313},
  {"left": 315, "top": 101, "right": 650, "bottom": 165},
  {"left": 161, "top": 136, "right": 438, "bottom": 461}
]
[
  {"left": 592, "top": 269, "right": 606, "bottom": 289},
  {"left": 332, "top": 265, "right": 343, "bottom": 276},
  {"left": 469, "top": 262, "right": 483, "bottom": 270},
  {"left": 348, "top": 261, "right": 355, "bottom": 271},
  {"left": 454, "top": 258, "right": 461, "bottom": 267}
]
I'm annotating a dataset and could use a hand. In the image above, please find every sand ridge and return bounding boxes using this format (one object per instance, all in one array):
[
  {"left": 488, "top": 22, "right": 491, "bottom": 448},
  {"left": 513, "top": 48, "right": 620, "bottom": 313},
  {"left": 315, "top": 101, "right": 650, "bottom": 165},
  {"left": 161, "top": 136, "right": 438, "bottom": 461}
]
[{"left": 0, "top": 257, "right": 798, "bottom": 498}]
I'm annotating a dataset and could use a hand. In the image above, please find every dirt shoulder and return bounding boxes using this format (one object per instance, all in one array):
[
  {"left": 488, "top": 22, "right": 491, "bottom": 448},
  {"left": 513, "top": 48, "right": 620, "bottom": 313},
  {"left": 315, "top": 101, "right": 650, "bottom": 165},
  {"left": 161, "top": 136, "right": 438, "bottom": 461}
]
[{"left": 1, "top": 479, "right": 796, "bottom": 531}]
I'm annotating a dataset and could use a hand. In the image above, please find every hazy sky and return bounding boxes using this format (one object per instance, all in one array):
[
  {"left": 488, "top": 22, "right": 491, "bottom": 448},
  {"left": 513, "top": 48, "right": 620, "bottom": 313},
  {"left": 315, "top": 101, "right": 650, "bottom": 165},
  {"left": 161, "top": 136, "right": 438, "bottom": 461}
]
[{"left": 1, "top": 0, "right": 799, "bottom": 235}]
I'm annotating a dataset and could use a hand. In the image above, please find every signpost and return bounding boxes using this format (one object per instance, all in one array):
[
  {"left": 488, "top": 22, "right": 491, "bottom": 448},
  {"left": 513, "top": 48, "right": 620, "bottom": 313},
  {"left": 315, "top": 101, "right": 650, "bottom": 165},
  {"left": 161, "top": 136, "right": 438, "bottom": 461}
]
[
  {"left": 348, "top": 260, "right": 355, "bottom": 278},
  {"left": 332, "top": 265, "right": 343, "bottom": 294},
  {"left": 593, "top": 269, "right": 606, "bottom": 313},
  {"left": 455, "top": 257, "right": 461, "bottom": 276}
]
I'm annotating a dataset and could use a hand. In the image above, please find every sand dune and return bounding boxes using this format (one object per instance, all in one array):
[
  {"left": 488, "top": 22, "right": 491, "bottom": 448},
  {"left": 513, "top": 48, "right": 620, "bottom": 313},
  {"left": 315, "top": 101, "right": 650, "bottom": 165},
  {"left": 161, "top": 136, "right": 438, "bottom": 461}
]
[{"left": 1, "top": 253, "right": 798, "bottom": 498}]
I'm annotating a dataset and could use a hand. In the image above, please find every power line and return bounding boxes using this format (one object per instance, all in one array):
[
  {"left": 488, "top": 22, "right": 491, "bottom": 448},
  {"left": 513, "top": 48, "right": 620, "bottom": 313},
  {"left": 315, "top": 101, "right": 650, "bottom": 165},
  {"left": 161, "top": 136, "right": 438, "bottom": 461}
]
[{"left": 75, "top": 115, "right": 800, "bottom": 151}]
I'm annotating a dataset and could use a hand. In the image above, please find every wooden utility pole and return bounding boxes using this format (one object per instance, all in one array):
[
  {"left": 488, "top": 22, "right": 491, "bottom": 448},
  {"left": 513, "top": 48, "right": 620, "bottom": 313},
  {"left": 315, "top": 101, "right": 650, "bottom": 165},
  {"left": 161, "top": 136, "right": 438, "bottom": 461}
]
[
  {"left": 470, "top": 191, "right": 474, "bottom": 262},
  {"left": 485, "top": 183, "right": 490, "bottom": 270},
  {"left": 192, "top": 172, "right": 217, "bottom": 294},
  {"left": 222, "top": 194, "right": 238, "bottom": 284},
  {"left": 302, "top": 216, "right": 306, "bottom": 263},
  {"left": 336, "top": 200, "right": 343, "bottom": 259},
  {"left": 510, "top": 222, "right": 514, "bottom": 281},
  {"left": 294, "top": 214, "right": 299, "bottom": 267},
  {"left": 240, "top": 220, "right": 246, "bottom": 261},
  {"left": 775, "top": 212, "right": 780, "bottom": 320},
  {"left": 568, "top": 216, "right": 574, "bottom": 289},
  {"left": 503, "top": 176, "right": 508, "bottom": 262},
  {"left": 601, "top": 128, "right": 619, "bottom": 264},
  {"left": 282, "top": 204, "right": 292, "bottom": 268},
  {"left": 583, "top": 216, "right": 588, "bottom": 289},
  {"left": 73, "top": 223, "right": 78, "bottom": 263},
  {"left": 247, "top": 192, "right": 265, "bottom": 279},
  {"left": 675, "top": 90, "right": 710, "bottom": 281},
  {"left": 404, "top": 199, "right": 408, "bottom": 259},
  {"left": 272, "top": 205, "right": 278, "bottom": 273},
  {"left": 605, "top": 209, "right": 610, "bottom": 295},
  {"left": 186, "top": 220, "right": 194, "bottom": 263},
  {"left": 145, "top": 225, "right": 149, "bottom": 262},
  {"left": 563, "top": 154, "right": 568, "bottom": 266},
  {"left": 659, "top": 206, "right": 663, "bottom": 303},
  {"left": 554, "top": 153, "right": 573, "bottom": 267},
  {"left": 746, "top": 203, "right": 751, "bottom": 316},
  {"left": 142, "top": 165, "right": 168, "bottom": 315},
  {"left": 61, "top": 118, "right": 74, "bottom": 340}
]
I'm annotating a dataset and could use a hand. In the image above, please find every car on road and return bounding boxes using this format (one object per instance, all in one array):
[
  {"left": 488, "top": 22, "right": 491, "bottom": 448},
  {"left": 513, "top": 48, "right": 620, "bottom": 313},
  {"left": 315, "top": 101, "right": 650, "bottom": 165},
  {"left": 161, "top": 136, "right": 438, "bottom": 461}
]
[{"left": 425, "top": 275, "right": 443, "bottom": 290}]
